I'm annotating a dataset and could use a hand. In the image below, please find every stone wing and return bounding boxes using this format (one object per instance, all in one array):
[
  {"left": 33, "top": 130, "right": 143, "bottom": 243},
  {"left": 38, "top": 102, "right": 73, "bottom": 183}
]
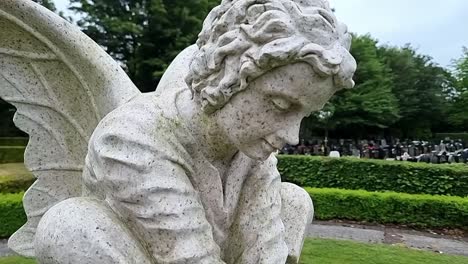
[{"left": 0, "top": 0, "right": 140, "bottom": 257}]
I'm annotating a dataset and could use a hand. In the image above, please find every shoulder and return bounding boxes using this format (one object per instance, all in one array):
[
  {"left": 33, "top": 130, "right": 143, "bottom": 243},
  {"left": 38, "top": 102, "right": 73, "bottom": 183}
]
[
  {"left": 83, "top": 93, "right": 198, "bottom": 200},
  {"left": 92, "top": 92, "right": 182, "bottom": 141},
  {"left": 97, "top": 93, "right": 163, "bottom": 132},
  {"left": 156, "top": 44, "right": 198, "bottom": 94},
  {"left": 88, "top": 92, "right": 193, "bottom": 168}
]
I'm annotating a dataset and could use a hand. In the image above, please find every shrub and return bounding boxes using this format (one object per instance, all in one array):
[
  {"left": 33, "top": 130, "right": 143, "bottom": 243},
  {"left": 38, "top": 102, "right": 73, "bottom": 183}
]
[
  {"left": 1, "top": 188, "right": 467, "bottom": 238},
  {"left": 0, "top": 147, "right": 25, "bottom": 164},
  {"left": 0, "top": 192, "right": 26, "bottom": 238},
  {"left": 0, "top": 138, "right": 28, "bottom": 147},
  {"left": 278, "top": 155, "right": 468, "bottom": 197},
  {"left": 307, "top": 188, "right": 468, "bottom": 230},
  {"left": 0, "top": 164, "right": 35, "bottom": 193},
  {"left": 0, "top": 176, "right": 34, "bottom": 194}
]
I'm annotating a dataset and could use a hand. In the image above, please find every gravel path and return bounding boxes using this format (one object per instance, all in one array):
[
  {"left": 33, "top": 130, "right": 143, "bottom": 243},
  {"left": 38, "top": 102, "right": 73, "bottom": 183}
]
[
  {"left": 0, "top": 239, "right": 13, "bottom": 257},
  {"left": 307, "top": 223, "right": 468, "bottom": 256}
]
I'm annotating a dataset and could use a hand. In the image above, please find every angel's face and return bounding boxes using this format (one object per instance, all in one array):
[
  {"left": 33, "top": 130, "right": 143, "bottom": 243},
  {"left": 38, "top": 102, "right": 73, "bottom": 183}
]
[{"left": 213, "top": 62, "right": 337, "bottom": 161}]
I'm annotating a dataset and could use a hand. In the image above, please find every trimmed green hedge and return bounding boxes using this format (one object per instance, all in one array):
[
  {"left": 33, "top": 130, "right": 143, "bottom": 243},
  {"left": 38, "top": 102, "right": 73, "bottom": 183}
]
[
  {"left": 0, "top": 176, "right": 34, "bottom": 194},
  {"left": 0, "top": 192, "right": 26, "bottom": 238},
  {"left": 307, "top": 188, "right": 468, "bottom": 230},
  {"left": 0, "top": 147, "right": 25, "bottom": 164},
  {"left": 278, "top": 155, "right": 468, "bottom": 197},
  {"left": 1, "top": 189, "right": 467, "bottom": 238},
  {"left": 0, "top": 163, "right": 35, "bottom": 193},
  {"left": 0, "top": 138, "right": 28, "bottom": 147}
]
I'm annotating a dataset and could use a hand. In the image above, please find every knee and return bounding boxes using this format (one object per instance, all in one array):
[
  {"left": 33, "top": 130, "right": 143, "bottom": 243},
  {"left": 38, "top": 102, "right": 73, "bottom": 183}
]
[
  {"left": 280, "top": 183, "right": 314, "bottom": 263},
  {"left": 280, "top": 183, "right": 314, "bottom": 223},
  {"left": 35, "top": 197, "right": 117, "bottom": 263},
  {"left": 35, "top": 197, "right": 151, "bottom": 264}
]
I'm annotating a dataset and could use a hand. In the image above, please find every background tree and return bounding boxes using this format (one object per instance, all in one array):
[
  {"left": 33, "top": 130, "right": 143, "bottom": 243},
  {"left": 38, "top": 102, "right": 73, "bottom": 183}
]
[
  {"left": 378, "top": 45, "right": 450, "bottom": 138},
  {"left": 301, "top": 35, "right": 457, "bottom": 140},
  {"left": 447, "top": 47, "right": 468, "bottom": 131},
  {"left": 453, "top": 47, "right": 468, "bottom": 89},
  {"left": 70, "top": 0, "right": 220, "bottom": 92},
  {"left": 301, "top": 34, "right": 400, "bottom": 139},
  {"left": 32, "top": 0, "right": 57, "bottom": 11}
]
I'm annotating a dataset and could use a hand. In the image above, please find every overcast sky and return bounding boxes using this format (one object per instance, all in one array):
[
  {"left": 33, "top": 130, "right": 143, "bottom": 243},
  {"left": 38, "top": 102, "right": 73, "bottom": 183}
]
[{"left": 54, "top": 0, "right": 468, "bottom": 68}]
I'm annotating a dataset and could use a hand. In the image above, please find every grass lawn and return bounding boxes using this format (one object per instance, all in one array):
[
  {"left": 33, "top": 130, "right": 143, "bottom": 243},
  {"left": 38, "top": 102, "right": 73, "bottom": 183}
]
[
  {"left": 0, "top": 256, "right": 35, "bottom": 264},
  {"left": 1, "top": 239, "right": 467, "bottom": 264},
  {"left": 300, "top": 239, "right": 468, "bottom": 264}
]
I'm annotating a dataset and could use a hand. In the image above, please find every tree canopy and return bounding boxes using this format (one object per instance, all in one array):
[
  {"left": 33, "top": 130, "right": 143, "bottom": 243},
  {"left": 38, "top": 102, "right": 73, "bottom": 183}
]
[
  {"left": 32, "top": 0, "right": 57, "bottom": 11},
  {"left": 70, "top": 0, "right": 220, "bottom": 92},
  {"left": 331, "top": 35, "right": 400, "bottom": 129},
  {"left": 378, "top": 45, "right": 451, "bottom": 138},
  {"left": 447, "top": 47, "right": 468, "bottom": 130},
  {"left": 301, "top": 34, "right": 457, "bottom": 139}
]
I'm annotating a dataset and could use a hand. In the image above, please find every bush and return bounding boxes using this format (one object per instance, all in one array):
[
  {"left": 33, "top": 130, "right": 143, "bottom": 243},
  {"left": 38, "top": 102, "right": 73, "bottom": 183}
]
[
  {"left": 0, "top": 147, "right": 25, "bottom": 164},
  {"left": 0, "top": 176, "right": 34, "bottom": 194},
  {"left": 0, "top": 138, "right": 28, "bottom": 147},
  {"left": 1, "top": 189, "right": 467, "bottom": 238},
  {"left": 0, "top": 163, "right": 34, "bottom": 194},
  {"left": 0, "top": 192, "right": 26, "bottom": 238},
  {"left": 278, "top": 155, "right": 468, "bottom": 197},
  {"left": 307, "top": 188, "right": 468, "bottom": 230}
]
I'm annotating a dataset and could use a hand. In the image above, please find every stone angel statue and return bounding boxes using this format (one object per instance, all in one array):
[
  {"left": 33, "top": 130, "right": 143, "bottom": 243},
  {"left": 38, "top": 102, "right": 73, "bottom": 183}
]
[{"left": 0, "top": 0, "right": 356, "bottom": 263}]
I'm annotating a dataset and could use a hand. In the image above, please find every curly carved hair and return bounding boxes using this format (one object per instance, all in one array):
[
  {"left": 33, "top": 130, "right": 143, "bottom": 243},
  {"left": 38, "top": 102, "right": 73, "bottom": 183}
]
[{"left": 186, "top": 0, "right": 357, "bottom": 113}]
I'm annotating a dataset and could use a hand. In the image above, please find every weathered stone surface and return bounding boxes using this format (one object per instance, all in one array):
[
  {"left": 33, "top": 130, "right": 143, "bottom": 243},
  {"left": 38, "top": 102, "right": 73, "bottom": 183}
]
[{"left": 0, "top": 0, "right": 356, "bottom": 263}]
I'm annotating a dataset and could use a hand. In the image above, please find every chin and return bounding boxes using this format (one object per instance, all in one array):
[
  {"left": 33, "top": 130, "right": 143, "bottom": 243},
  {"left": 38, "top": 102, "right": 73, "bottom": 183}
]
[{"left": 240, "top": 145, "right": 275, "bottom": 161}]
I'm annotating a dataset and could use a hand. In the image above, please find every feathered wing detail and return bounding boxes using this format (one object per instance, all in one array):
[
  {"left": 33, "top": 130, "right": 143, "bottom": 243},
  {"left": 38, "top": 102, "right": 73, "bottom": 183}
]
[{"left": 0, "top": 0, "right": 141, "bottom": 257}]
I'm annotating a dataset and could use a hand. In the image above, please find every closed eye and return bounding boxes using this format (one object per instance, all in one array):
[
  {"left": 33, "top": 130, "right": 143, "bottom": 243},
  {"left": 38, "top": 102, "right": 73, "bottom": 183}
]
[{"left": 271, "top": 97, "right": 292, "bottom": 111}]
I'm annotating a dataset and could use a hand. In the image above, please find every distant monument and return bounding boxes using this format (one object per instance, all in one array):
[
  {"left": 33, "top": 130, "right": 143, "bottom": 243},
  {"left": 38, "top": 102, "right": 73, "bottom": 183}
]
[{"left": 0, "top": 0, "right": 356, "bottom": 263}]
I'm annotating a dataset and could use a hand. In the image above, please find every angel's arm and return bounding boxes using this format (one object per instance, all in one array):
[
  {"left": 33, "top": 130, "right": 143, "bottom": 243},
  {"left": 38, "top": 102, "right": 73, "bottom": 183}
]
[
  {"left": 224, "top": 156, "right": 289, "bottom": 264},
  {"left": 84, "top": 107, "right": 225, "bottom": 263}
]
